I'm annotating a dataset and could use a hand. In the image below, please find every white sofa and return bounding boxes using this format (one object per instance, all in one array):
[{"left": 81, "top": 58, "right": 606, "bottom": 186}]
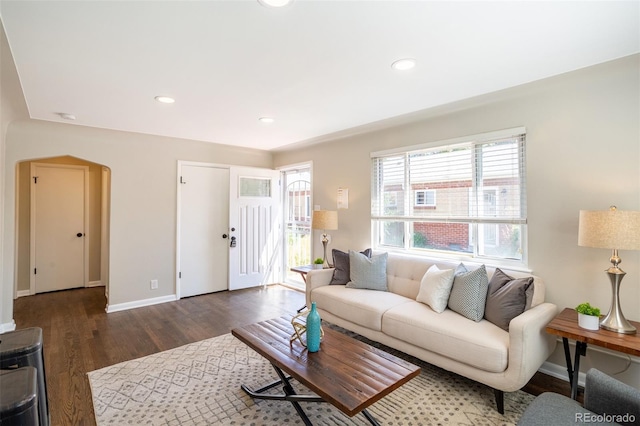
[{"left": 305, "top": 252, "right": 557, "bottom": 413}]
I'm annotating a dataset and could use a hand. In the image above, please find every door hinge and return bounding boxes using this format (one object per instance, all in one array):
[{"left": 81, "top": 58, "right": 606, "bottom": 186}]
[
  {"left": 33, "top": 176, "right": 38, "bottom": 184},
  {"left": 34, "top": 268, "right": 37, "bottom": 275},
  {"left": 180, "top": 176, "right": 187, "bottom": 184},
  {"left": 179, "top": 272, "right": 182, "bottom": 279}
]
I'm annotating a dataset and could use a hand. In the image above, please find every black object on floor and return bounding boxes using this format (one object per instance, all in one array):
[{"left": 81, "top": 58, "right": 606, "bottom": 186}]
[{"left": 0, "top": 327, "right": 49, "bottom": 426}]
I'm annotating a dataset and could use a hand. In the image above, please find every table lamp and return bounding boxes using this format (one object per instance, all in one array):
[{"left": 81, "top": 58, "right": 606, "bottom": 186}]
[
  {"left": 312, "top": 210, "right": 338, "bottom": 268},
  {"left": 578, "top": 206, "right": 640, "bottom": 334}
]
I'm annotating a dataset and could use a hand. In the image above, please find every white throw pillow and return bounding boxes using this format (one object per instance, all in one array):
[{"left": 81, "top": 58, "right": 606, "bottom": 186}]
[{"left": 416, "top": 265, "right": 455, "bottom": 313}]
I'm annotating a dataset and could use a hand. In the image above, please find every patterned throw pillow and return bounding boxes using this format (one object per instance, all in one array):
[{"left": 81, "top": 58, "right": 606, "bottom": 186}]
[
  {"left": 330, "top": 248, "right": 372, "bottom": 284},
  {"left": 416, "top": 265, "right": 456, "bottom": 313},
  {"left": 346, "top": 251, "right": 388, "bottom": 291},
  {"left": 484, "top": 268, "right": 534, "bottom": 331},
  {"left": 447, "top": 265, "right": 489, "bottom": 322}
]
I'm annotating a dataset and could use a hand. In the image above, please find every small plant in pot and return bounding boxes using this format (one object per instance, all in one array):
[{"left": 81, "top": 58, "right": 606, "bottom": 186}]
[
  {"left": 313, "top": 258, "right": 324, "bottom": 269},
  {"left": 576, "top": 302, "right": 601, "bottom": 331}
]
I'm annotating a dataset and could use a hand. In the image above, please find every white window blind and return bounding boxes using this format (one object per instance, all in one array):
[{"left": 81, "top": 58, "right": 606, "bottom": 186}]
[{"left": 371, "top": 129, "right": 527, "bottom": 262}]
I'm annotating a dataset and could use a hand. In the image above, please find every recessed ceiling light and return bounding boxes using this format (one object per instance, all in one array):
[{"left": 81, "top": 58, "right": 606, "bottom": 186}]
[
  {"left": 155, "top": 96, "right": 175, "bottom": 104},
  {"left": 259, "top": 117, "right": 275, "bottom": 124},
  {"left": 58, "top": 113, "right": 76, "bottom": 120},
  {"left": 257, "top": 0, "right": 293, "bottom": 7},
  {"left": 391, "top": 58, "right": 416, "bottom": 71}
]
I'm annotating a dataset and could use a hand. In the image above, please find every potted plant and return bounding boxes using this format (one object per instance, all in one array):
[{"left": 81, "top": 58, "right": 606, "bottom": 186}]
[
  {"left": 575, "top": 302, "right": 601, "bottom": 331},
  {"left": 313, "top": 258, "right": 324, "bottom": 269}
]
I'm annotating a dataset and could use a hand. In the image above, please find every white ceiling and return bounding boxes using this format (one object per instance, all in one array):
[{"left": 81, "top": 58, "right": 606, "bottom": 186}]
[{"left": 1, "top": 1, "right": 638, "bottom": 151}]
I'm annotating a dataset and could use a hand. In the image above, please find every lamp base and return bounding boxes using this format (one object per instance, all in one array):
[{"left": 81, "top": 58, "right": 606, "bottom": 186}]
[
  {"left": 600, "top": 267, "right": 637, "bottom": 334},
  {"left": 600, "top": 318, "right": 637, "bottom": 334},
  {"left": 321, "top": 234, "right": 331, "bottom": 269}
]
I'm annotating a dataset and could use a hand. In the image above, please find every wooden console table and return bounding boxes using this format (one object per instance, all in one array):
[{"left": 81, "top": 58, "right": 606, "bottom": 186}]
[{"left": 545, "top": 308, "right": 640, "bottom": 400}]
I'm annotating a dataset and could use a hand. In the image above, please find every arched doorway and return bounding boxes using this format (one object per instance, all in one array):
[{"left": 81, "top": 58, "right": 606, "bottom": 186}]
[{"left": 15, "top": 156, "right": 111, "bottom": 305}]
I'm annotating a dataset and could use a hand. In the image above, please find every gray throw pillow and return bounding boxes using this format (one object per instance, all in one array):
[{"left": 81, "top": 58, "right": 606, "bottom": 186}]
[
  {"left": 484, "top": 268, "right": 534, "bottom": 331},
  {"left": 448, "top": 265, "right": 489, "bottom": 322},
  {"left": 330, "top": 248, "right": 371, "bottom": 285},
  {"left": 455, "top": 262, "right": 468, "bottom": 276},
  {"left": 346, "top": 251, "right": 388, "bottom": 291}
]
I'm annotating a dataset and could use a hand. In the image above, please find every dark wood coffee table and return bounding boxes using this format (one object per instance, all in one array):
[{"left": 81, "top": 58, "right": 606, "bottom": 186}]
[{"left": 232, "top": 316, "right": 421, "bottom": 425}]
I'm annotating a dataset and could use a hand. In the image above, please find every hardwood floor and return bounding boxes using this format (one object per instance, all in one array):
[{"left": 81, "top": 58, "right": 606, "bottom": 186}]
[{"left": 11, "top": 285, "right": 575, "bottom": 425}]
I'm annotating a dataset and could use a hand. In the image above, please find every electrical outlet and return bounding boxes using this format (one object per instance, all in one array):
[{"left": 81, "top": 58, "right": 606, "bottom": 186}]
[{"left": 150, "top": 279, "right": 158, "bottom": 290}]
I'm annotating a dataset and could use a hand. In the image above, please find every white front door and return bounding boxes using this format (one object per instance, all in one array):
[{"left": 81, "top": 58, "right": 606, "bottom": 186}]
[
  {"left": 228, "top": 167, "right": 281, "bottom": 290},
  {"left": 178, "top": 163, "right": 229, "bottom": 298},
  {"left": 31, "top": 163, "right": 88, "bottom": 293}
]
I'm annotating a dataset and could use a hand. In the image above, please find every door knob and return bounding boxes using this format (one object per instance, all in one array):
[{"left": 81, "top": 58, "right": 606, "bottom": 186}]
[{"left": 77, "top": 233, "right": 84, "bottom": 237}]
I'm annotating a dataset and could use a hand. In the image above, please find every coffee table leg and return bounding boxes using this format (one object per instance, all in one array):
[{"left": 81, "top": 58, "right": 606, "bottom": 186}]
[
  {"left": 240, "top": 364, "right": 324, "bottom": 426},
  {"left": 272, "top": 365, "right": 313, "bottom": 426},
  {"left": 248, "top": 376, "right": 287, "bottom": 394},
  {"left": 361, "top": 408, "right": 381, "bottom": 426}
]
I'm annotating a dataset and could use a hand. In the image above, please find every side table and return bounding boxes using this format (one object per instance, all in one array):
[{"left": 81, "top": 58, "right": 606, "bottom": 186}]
[
  {"left": 545, "top": 308, "right": 640, "bottom": 400},
  {"left": 290, "top": 265, "right": 314, "bottom": 284},
  {"left": 290, "top": 265, "right": 317, "bottom": 313}
]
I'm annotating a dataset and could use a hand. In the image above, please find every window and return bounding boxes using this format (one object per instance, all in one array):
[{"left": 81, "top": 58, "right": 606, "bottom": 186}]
[
  {"left": 371, "top": 128, "right": 527, "bottom": 263},
  {"left": 239, "top": 177, "right": 271, "bottom": 197},
  {"left": 415, "top": 189, "right": 436, "bottom": 207}
]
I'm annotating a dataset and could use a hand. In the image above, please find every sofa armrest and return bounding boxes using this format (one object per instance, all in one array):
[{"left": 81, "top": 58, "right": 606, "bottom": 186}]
[
  {"left": 584, "top": 368, "right": 640, "bottom": 419},
  {"left": 503, "top": 302, "right": 558, "bottom": 391},
  {"left": 305, "top": 268, "right": 334, "bottom": 307}
]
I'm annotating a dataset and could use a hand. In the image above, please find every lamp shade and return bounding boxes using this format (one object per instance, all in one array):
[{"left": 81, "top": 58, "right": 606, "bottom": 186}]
[
  {"left": 312, "top": 210, "right": 338, "bottom": 231},
  {"left": 578, "top": 208, "right": 640, "bottom": 250}
]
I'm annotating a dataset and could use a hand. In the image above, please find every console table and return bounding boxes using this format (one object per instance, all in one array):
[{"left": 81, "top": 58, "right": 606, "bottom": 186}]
[{"left": 545, "top": 308, "right": 640, "bottom": 400}]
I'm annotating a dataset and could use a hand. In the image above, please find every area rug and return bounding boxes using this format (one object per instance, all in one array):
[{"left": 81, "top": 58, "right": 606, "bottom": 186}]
[{"left": 88, "top": 330, "right": 534, "bottom": 425}]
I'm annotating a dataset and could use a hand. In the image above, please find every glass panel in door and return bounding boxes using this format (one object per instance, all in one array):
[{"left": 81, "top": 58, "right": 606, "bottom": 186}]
[{"left": 283, "top": 168, "right": 311, "bottom": 290}]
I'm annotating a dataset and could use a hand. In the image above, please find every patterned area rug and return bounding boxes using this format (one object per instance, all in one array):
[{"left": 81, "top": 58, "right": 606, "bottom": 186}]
[{"left": 88, "top": 328, "right": 534, "bottom": 425}]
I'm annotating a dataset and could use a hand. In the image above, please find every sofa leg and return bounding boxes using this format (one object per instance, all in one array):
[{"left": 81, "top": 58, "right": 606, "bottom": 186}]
[{"left": 494, "top": 389, "right": 504, "bottom": 414}]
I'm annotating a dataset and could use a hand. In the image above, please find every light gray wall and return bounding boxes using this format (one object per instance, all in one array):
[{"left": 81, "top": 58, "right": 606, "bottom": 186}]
[
  {"left": 3, "top": 120, "right": 273, "bottom": 312},
  {"left": 274, "top": 54, "right": 640, "bottom": 386},
  {"left": 1, "top": 18, "right": 29, "bottom": 330}
]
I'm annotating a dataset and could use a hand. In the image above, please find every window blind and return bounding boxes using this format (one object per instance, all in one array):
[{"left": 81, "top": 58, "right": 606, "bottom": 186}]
[{"left": 372, "top": 133, "right": 526, "bottom": 224}]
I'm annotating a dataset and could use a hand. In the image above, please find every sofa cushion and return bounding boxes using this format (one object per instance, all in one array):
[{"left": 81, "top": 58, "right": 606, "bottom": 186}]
[
  {"left": 416, "top": 265, "right": 455, "bottom": 313},
  {"left": 382, "top": 301, "right": 509, "bottom": 373},
  {"left": 484, "top": 268, "right": 534, "bottom": 331},
  {"left": 330, "top": 248, "right": 371, "bottom": 285},
  {"left": 385, "top": 254, "right": 431, "bottom": 299},
  {"left": 312, "top": 285, "right": 412, "bottom": 331},
  {"left": 346, "top": 251, "right": 388, "bottom": 291},
  {"left": 448, "top": 265, "right": 489, "bottom": 322}
]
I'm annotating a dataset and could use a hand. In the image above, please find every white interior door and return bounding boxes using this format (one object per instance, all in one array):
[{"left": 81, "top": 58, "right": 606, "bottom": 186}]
[
  {"left": 229, "top": 166, "right": 281, "bottom": 290},
  {"left": 178, "top": 163, "right": 229, "bottom": 298},
  {"left": 31, "top": 163, "right": 88, "bottom": 294}
]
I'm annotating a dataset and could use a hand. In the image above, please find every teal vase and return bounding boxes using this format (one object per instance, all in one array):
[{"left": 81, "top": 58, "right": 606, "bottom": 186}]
[{"left": 306, "top": 302, "right": 321, "bottom": 352}]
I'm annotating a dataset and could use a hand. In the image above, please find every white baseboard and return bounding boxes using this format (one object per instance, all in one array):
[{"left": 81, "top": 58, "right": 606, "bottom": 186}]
[
  {"left": 16, "top": 290, "right": 32, "bottom": 298},
  {"left": 0, "top": 320, "right": 16, "bottom": 333},
  {"left": 106, "top": 294, "right": 177, "bottom": 313},
  {"left": 539, "top": 361, "right": 582, "bottom": 387},
  {"left": 87, "top": 281, "right": 103, "bottom": 288}
]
